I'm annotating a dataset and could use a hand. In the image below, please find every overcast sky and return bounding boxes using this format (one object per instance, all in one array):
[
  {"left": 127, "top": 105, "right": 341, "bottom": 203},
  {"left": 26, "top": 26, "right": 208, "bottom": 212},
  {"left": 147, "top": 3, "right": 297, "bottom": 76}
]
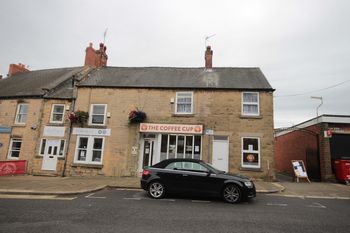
[{"left": 1, "top": 0, "right": 349, "bottom": 128}]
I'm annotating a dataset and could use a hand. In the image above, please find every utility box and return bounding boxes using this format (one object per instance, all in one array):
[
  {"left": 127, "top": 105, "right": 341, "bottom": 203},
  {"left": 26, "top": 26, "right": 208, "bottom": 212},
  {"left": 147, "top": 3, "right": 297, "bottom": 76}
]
[{"left": 333, "top": 158, "right": 350, "bottom": 184}]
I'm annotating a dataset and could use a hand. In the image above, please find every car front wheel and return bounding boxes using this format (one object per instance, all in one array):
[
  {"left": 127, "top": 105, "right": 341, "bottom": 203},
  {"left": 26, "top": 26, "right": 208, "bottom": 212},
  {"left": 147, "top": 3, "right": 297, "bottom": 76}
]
[
  {"left": 222, "top": 184, "right": 242, "bottom": 203},
  {"left": 148, "top": 181, "right": 165, "bottom": 199}
]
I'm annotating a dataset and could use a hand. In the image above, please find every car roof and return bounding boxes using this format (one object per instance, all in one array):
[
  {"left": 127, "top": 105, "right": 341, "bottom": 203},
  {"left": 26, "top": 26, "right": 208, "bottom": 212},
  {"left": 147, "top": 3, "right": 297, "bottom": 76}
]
[{"left": 152, "top": 158, "right": 203, "bottom": 168}]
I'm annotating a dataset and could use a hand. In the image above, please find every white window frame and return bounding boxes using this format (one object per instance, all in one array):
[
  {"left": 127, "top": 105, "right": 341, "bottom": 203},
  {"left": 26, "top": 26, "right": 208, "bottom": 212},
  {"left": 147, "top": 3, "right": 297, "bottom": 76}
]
[
  {"left": 175, "top": 92, "right": 193, "bottom": 114},
  {"left": 7, "top": 138, "right": 22, "bottom": 159},
  {"left": 15, "top": 104, "right": 28, "bottom": 124},
  {"left": 89, "top": 104, "right": 107, "bottom": 126},
  {"left": 39, "top": 138, "right": 66, "bottom": 157},
  {"left": 74, "top": 136, "right": 105, "bottom": 165},
  {"left": 50, "top": 104, "right": 65, "bottom": 123},
  {"left": 241, "top": 92, "right": 260, "bottom": 116},
  {"left": 241, "top": 137, "right": 261, "bottom": 169}
]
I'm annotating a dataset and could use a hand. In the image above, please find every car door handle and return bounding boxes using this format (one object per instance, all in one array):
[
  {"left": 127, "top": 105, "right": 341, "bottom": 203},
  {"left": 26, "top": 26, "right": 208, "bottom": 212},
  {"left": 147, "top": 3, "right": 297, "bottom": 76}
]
[{"left": 182, "top": 174, "right": 188, "bottom": 177}]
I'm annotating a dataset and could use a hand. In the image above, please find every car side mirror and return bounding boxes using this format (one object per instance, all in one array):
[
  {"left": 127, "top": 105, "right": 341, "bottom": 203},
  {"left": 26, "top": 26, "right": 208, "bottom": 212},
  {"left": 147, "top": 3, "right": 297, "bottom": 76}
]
[{"left": 206, "top": 170, "right": 212, "bottom": 176}]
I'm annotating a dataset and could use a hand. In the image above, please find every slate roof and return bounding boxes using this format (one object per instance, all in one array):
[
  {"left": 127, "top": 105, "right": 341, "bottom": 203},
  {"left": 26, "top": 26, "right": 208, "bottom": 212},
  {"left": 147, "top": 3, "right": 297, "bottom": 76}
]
[
  {"left": 78, "top": 67, "right": 274, "bottom": 91},
  {"left": 0, "top": 67, "right": 83, "bottom": 98}
]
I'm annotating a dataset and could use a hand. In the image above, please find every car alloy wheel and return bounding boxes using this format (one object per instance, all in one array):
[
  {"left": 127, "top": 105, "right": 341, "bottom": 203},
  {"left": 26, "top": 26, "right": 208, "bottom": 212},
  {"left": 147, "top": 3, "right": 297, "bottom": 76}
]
[
  {"left": 148, "top": 181, "right": 165, "bottom": 199},
  {"left": 223, "top": 184, "right": 242, "bottom": 203}
]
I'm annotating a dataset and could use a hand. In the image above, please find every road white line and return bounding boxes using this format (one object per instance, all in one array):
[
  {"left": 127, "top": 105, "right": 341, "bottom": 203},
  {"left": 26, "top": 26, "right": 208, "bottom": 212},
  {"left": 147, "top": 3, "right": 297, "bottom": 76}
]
[
  {"left": 191, "top": 200, "right": 211, "bottom": 203},
  {"left": 267, "top": 203, "right": 288, "bottom": 206},
  {"left": 0, "top": 194, "right": 76, "bottom": 201},
  {"left": 308, "top": 202, "right": 326, "bottom": 208},
  {"left": 123, "top": 197, "right": 141, "bottom": 200},
  {"left": 160, "top": 199, "right": 176, "bottom": 202},
  {"left": 85, "top": 193, "right": 106, "bottom": 199},
  {"left": 115, "top": 188, "right": 143, "bottom": 192},
  {"left": 267, "top": 194, "right": 350, "bottom": 200}
]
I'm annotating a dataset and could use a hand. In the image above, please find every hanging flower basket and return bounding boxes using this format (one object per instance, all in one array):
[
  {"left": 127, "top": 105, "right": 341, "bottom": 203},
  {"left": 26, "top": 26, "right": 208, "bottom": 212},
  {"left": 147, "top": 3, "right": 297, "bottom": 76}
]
[
  {"left": 128, "top": 108, "right": 147, "bottom": 123},
  {"left": 68, "top": 111, "right": 89, "bottom": 126}
]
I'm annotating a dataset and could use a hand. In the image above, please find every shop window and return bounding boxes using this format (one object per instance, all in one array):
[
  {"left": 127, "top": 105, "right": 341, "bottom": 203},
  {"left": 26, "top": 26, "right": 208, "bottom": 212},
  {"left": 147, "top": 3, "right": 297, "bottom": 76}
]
[
  {"left": 242, "top": 92, "right": 259, "bottom": 116},
  {"left": 39, "top": 139, "right": 65, "bottom": 157},
  {"left": 15, "top": 104, "right": 28, "bottom": 124},
  {"left": 8, "top": 138, "right": 22, "bottom": 159},
  {"left": 241, "top": 137, "right": 260, "bottom": 168},
  {"left": 74, "top": 136, "right": 104, "bottom": 165},
  {"left": 50, "top": 104, "right": 65, "bottom": 123},
  {"left": 89, "top": 104, "right": 107, "bottom": 125},
  {"left": 175, "top": 92, "right": 193, "bottom": 114},
  {"left": 160, "top": 134, "right": 201, "bottom": 161}
]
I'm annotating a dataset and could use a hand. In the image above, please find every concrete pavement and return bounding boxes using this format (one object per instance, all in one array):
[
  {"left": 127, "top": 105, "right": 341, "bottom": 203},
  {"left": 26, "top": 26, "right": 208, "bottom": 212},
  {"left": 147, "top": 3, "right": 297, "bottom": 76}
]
[
  {"left": 0, "top": 175, "right": 283, "bottom": 195},
  {"left": 0, "top": 175, "right": 349, "bottom": 198}
]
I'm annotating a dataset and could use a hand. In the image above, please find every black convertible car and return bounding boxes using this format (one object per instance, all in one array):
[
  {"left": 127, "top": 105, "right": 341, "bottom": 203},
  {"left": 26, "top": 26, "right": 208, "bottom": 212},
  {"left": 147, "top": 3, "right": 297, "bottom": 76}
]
[{"left": 141, "top": 158, "right": 256, "bottom": 203}]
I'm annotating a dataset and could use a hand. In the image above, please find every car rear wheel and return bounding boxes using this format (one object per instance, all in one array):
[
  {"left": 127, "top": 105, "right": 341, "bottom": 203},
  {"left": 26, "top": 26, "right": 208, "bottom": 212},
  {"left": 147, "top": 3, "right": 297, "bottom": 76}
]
[
  {"left": 222, "top": 184, "right": 242, "bottom": 203},
  {"left": 148, "top": 181, "right": 165, "bottom": 199}
]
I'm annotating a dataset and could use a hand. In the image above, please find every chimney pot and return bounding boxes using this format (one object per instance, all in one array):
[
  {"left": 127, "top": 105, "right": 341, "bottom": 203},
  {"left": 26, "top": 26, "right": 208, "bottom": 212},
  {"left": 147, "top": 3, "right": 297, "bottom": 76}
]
[
  {"left": 84, "top": 42, "right": 108, "bottom": 68},
  {"left": 205, "top": 45, "right": 213, "bottom": 69},
  {"left": 8, "top": 63, "right": 30, "bottom": 77}
]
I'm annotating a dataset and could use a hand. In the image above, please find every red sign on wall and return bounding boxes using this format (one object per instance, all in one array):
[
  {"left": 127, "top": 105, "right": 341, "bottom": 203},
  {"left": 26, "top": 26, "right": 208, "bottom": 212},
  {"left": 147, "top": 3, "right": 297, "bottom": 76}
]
[{"left": 0, "top": 160, "right": 27, "bottom": 176}]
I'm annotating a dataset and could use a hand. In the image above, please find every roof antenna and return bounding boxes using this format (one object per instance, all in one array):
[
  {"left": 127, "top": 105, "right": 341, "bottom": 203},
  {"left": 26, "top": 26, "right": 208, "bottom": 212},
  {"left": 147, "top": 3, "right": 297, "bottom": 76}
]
[
  {"left": 103, "top": 28, "right": 108, "bottom": 44},
  {"left": 205, "top": 34, "right": 216, "bottom": 47}
]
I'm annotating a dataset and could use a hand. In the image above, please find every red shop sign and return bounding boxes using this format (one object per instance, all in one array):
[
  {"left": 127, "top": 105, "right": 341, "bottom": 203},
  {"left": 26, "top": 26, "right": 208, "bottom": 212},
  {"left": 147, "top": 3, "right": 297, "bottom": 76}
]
[{"left": 0, "top": 160, "right": 27, "bottom": 176}]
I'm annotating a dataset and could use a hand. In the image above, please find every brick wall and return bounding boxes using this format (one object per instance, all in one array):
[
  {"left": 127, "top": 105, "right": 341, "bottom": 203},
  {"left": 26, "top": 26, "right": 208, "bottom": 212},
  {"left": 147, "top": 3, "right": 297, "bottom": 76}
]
[{"left": 274, "top": 125, "right": 320, "bottom": 176}]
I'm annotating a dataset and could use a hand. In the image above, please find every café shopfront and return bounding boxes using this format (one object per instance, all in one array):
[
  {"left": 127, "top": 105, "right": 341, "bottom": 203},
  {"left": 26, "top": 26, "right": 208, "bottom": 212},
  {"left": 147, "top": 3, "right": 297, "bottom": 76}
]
[{"left": 137, "top": 123, "right": 203, "bottom": 173}]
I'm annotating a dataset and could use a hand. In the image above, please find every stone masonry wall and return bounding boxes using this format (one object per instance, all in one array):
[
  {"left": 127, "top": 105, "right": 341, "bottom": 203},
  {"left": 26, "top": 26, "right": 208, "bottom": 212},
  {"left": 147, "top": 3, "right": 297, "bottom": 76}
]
[
  {"left": 0, "top": 98, "right": 43, "bottom": 173},
  {"left": 65, "top": 88, "right": 274, "bottom": 179}
]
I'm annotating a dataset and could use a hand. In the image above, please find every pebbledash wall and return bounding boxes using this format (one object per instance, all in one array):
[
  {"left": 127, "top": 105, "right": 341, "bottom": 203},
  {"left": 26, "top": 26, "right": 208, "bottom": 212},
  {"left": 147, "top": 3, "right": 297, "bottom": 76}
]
[{"left": 64, "top": 87, "right": 274, "bottom": 179}]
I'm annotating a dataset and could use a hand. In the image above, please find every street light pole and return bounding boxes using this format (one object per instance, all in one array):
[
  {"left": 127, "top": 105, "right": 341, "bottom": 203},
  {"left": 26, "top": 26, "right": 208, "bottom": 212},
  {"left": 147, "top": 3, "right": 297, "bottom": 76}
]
[{"left": 310, "top": 96, "right": 323, "bottom": 117}]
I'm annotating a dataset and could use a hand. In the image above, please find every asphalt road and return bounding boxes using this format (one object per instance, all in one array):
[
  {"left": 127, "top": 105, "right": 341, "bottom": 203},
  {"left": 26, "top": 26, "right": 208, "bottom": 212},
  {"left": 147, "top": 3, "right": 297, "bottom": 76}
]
[{"left": 0, "top": 189, "right": 349, "bottom": 233}]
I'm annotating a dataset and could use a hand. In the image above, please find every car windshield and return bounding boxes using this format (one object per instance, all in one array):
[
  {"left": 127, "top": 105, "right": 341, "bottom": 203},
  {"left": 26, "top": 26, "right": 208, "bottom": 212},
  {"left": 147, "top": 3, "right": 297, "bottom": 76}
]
[{"left": 203, "top": 162, "right": 225, "bottom": 174}]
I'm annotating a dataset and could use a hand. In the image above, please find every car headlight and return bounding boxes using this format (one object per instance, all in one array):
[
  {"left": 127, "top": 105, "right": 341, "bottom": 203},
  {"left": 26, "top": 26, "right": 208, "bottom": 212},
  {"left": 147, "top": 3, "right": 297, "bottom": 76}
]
[{"left": 244, "top": 181, "right": 253, "bottom": 188}]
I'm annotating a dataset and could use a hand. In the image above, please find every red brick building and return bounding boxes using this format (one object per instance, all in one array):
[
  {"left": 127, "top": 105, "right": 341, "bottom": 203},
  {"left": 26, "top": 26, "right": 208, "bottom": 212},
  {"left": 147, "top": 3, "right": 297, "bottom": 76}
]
[{"left": 275, "top": 115, "right": 350, "bottom": 181}]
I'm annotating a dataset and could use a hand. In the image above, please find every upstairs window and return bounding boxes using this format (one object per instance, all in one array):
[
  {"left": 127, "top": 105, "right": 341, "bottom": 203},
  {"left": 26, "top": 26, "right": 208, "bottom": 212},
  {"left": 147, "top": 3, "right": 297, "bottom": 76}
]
[
  {"left": 8, "top": 138, "right": 22, "bottom": 159},
  {"left": 242, "top": 92, "right": 259, "bottom": 116},
  {"left": 175, "top": 92, "right": 193, "bottom": 114},
  {"left": 15, "top": 104, "right": 28, "bottom": 124},
  {"left": 89, "top": 104, "right": 107, "bottom": 125},
  {"left": 50, "top": 104, "right": 65, "bottom": 123}
]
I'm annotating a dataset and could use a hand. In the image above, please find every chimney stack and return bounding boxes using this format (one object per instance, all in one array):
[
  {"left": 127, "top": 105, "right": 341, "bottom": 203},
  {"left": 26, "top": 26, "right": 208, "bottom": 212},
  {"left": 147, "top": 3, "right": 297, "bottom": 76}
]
[
  {"left": 84, "top": 42, "right": 108, "bottom": 68},
  {"left": 205, "top": 46, "right": 213, "bottom": 69},
  {"left": 8, "top": 63, "right": 30, "bottom": 77}
]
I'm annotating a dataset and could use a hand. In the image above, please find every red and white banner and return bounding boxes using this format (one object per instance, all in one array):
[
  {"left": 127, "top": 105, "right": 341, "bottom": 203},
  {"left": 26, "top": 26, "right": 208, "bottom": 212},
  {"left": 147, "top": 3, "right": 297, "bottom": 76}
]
[
  {"left": 0, "top": 160, "right": 27, "bottom": 176},
  {"left": 140, "top": 123, "right": 203, "bottom": 134}
]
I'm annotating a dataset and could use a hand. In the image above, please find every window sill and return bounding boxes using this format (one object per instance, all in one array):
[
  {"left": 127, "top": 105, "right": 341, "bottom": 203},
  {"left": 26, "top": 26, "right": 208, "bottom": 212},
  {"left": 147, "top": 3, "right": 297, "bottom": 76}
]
[
  {"left": 240, "top": 115, "right": 262, "bottom": 119},
  {"left": 172, "top": 114, "right": 195, "bottom": 117},
  {"left": 12, "top": 124, "right": 26, "bottom": 127},
  {"left": 239, "top": 167, "right": 262, "bottom": 172},
  {"left": 71, "top": 163, "right": 103, "bottom": 169},
  {"left": 86, "top": 125, "right": 107, "bottom": 128},
  {"left": 47, "top": 122, "right": 65, "bottom": 126},
  {"left": 35, "top": 155, "right": 65, "bottom": 160}
]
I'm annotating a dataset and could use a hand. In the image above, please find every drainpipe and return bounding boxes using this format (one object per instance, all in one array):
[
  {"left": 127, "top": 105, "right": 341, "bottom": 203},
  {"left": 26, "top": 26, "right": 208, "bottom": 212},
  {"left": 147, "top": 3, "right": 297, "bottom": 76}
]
[{"left": 61, "top": 75, "right": 77, "bottom": 177}]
